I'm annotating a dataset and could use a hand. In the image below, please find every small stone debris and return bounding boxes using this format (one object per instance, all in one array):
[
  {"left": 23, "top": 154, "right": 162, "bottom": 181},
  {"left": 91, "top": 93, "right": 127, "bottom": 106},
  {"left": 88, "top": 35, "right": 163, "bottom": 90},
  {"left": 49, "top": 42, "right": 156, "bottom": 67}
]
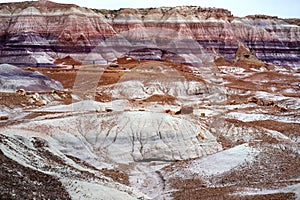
[
  {"left": 229, "top": 100, "right": 236, "bottom": 105},
  {"left": 247, "top": 96, "right": 258, "bottom": 103},
  {"left": 246, "top": 97, "right": 277, "bottom": 108},
  {"left": 105, "top": 107, "right": 113, "bottom": 112},
  {"left": 32, "top": 137, "right": 49, "bottom": 148},
  {"left": 16, "top": 89, "right": 26, "bottom": 96},
  {"left": 36, "top": 99, "right": 47, "bottom": 107},
  {"left": 27, "top": 93, "right": 48, "bottom": 106},
  {"left": 109, "top": 63, "right": 119, "bottom": 68},
  {"left": 198, "top": 133, "right": 205, "bottom": 140},
  {"left": 279, "top": 106, "right": 288, "bottom": 112},
  {"left": 0, "top": 115, "right": 9, "bottom": 120},
  {"left": 96, "top": 92, "right": 105, "bottom": 98},
  {"left": 267, "top": 100, "right": 274, "bottom": 106},
  {"left": 175, "top": 110, "right": 181, "bottom": 115},
  {"left": 31, "top": 93, "right": 41, "bottom": 101},
  {"left": 165, "top": 109, "right": 175, "bottom": 115},
  {"left": 175, "top": 106, "right": 194, "bottom": 115},
  {"left": 28, "top": 98, "right": 35, "bottom": 104}
]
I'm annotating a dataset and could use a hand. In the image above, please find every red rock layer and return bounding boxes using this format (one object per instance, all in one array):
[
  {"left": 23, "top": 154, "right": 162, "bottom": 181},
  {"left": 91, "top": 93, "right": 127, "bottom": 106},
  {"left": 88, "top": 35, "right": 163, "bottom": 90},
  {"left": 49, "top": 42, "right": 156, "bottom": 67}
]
[{"left": 0, "top": 1, "right": 299, "bottom": 67}]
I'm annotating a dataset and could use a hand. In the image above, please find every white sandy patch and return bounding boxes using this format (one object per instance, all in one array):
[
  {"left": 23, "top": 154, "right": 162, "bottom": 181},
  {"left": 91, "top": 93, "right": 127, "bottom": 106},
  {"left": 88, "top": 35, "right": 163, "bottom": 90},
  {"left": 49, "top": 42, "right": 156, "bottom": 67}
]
[
  {"left": 61, "top": 178, "right": 147, "bottom": 200},
  {"left": 38, "top": 100, "right": 130, "bottom": 112},
  {"left": 234, "top": 183, "right": 300, "bottom": 199},
  {"left": 175, "top": 144, "right": 259, "bottom": 179},
  {"left": 227, "top": 112, "right": 300, "bottom": 124}
]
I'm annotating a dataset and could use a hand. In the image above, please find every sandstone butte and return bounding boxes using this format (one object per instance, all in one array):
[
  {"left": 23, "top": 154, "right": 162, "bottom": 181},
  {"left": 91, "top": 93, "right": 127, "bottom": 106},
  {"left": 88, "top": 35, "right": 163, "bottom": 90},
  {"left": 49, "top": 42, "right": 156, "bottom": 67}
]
[{"left": 0, "top": 0, "right": 299, "bottom": 68}]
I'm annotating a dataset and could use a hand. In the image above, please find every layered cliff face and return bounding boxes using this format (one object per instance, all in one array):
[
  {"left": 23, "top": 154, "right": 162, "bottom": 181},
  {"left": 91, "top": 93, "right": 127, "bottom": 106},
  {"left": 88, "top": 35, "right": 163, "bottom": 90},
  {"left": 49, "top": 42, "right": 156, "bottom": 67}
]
[
  {"left": 0, "top": 1, "right": 116, "bottom": 66},
  {"left": 0, "top": 1, "right": 299, "bottom": 68}
]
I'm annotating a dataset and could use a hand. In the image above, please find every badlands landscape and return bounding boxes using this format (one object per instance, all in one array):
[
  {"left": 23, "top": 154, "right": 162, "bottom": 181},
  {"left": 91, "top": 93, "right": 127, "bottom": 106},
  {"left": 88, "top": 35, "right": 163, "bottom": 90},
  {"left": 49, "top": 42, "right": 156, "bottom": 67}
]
[{"left": 0, "top": 1, "right": 300, "bottom": 199}]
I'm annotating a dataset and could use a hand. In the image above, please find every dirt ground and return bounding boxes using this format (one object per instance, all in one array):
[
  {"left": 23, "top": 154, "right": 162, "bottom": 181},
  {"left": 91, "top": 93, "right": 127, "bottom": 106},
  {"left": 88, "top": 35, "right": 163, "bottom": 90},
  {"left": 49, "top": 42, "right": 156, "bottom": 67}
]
[
  {"left": 0, "top": 150, "right": 71, "bottom": 200},
  {"left": 1, "top": 59, "right": 299, "bottom": 199}
]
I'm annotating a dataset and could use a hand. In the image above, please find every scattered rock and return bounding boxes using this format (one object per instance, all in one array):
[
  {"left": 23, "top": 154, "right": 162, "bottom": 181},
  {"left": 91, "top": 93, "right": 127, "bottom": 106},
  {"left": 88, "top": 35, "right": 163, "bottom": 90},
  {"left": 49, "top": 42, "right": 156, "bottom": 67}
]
[
  {"left": 257, "top": 99, "right": 265, "bottom": 106},
  {"left": 228, "top": 100, "right": 236, "bottom": 105},
  {"left": 105, "top": 107, "right": 113, "bottom": 112},
  {"left": 36, "top": 100, "right": 47, "bottom": 107},
  {"left": 109, "top": 63, "right": 119, "bottom": 68},
  {"left": 32, "top": 137, "right": 49, "bottom": 148},
  {"left": 16, "top": 89, "right": 26, "bottom": 96},
  {"left": 96, "top": 92, "right": 102, "bottom": 96},
  {"left": 100, "top": 168, "right": 129, "bottom": 186},
  {"left": 175, "top": 106, "right": 193, "bottom": 115},
  {"left": 247, "top": 96, "right": 258, "bottom": 103},
  {"left": 28, "top": 98, "right": 36, "bottom": 104},
  {"left": 31, "top": 93, "right": 41, "bottom": 101},
  {"left": 279, "top": 106, "right": 288, "bottom": 112},
  {"left": 198, "top": 133, "right": 205, "bottom": 140},
  {"left": 0, "top": 149, "right": 71, "bottom": 199},
  {"left": 0, "top": 116, "right": 9, "bottom": 120},
  {"left": 175, "top": 110, "right": 181, "bottom": 115},
  {"left": 246, "top": 97, "right": 277, "bottom": 107},
  {"left": 165, "top": 109, "right": 175, "bottom": 115},
  {"left": 267, "top": 100, "right": 274, "bottom": 106}
]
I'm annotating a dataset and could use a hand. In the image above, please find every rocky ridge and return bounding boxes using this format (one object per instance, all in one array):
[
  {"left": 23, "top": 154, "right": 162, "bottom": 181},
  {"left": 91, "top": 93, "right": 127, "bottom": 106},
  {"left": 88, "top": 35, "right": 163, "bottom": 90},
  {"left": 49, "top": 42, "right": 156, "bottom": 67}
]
[{"left": 0, "top": 1, "right": 299, "bottom": 67}]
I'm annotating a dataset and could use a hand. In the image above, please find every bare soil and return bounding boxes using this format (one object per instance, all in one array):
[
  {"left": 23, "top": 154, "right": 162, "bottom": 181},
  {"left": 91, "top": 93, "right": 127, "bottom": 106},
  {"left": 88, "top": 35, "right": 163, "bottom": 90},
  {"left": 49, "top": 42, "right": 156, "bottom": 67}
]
[
  {"left": 1, "top": 59, "right": 299, "bottom": 199},
  {"left": 65, "top": 155, "right": 129, "bottom": 186},
  {"left": 0, "top": 149, "right": 71, "bottom": 200}
]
